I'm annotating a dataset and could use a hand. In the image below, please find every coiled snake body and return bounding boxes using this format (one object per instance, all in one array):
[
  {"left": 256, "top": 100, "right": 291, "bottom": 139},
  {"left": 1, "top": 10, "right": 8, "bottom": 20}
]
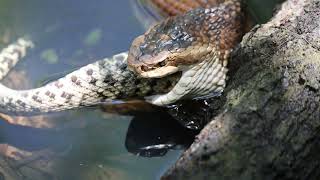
[{"left": 0, "top": 0, "right": 243, "bottom": 114}]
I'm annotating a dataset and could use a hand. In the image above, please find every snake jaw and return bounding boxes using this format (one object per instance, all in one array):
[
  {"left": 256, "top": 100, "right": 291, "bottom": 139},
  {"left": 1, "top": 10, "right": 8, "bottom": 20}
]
[{"left": 140, "top": 65, "right": 179, "bottom": 78}]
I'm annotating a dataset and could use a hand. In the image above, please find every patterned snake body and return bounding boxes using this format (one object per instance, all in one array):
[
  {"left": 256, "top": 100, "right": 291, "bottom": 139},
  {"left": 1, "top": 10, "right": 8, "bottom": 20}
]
[
  {"left": 0, "top": 0, "right": 243, "bottom": 114},
  {"left": 0, "top": 45, "right": 179, "bottom": 113}
]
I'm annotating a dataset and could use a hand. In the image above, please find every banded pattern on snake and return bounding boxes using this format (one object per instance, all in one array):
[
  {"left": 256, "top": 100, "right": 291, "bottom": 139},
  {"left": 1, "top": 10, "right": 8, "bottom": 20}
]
[{"left": 0, "top": 0, "right": 243, "bottom": 114}]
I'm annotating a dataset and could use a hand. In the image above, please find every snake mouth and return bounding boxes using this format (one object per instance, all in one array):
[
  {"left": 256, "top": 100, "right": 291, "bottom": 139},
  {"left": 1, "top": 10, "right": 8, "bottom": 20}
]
[
  {"left": 128, "top": 44, "right": 180, "bottom": 78},
  {"left": 140, "top": 65, "right": 179, "bottom": 78}
]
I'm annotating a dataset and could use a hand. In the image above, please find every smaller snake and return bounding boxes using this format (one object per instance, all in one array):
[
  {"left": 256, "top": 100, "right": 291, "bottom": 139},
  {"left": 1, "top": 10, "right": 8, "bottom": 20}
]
[{"left": 0, "top": 0, "right": 243, "bottom": 114}]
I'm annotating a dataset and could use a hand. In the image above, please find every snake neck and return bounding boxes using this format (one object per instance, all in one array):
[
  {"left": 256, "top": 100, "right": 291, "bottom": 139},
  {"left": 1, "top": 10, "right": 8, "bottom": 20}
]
[{"left": 145, "top": 49, "right": 227, "bottom": 105}]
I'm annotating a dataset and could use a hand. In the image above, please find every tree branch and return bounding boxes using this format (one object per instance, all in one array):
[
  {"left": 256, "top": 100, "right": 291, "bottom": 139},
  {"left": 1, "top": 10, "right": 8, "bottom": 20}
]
[{"left": 162, "top": 0, "right": 320, "bottom": 179}]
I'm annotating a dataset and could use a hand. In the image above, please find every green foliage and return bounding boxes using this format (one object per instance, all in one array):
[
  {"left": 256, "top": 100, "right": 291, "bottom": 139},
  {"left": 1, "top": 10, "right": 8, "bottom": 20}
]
[
  {"left": 40, "top": 49, "right": 59, "bottom": 64},
  {"left": 84, "top": 28, "right": 102, "bottom": 46}
]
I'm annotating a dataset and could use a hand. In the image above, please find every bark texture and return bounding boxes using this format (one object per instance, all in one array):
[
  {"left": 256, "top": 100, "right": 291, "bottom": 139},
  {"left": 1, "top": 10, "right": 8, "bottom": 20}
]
[{"left": 162, "top": 0, "right": 320, "bottom": 179}]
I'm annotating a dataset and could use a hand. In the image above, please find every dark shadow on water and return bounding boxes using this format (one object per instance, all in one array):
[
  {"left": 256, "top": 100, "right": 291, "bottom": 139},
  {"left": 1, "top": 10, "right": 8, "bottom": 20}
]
[{"left": 125, "top": 111, "right": 197, "bottom": 157}]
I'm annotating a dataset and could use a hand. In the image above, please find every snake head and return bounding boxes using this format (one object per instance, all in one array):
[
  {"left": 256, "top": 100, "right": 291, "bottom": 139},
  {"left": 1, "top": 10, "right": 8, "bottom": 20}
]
[
  {"left": 127, "top": 17, "right": 196, "bottom": 78},
  {"left": 128, "top": 1, "right": 243, "bottom": 78}
]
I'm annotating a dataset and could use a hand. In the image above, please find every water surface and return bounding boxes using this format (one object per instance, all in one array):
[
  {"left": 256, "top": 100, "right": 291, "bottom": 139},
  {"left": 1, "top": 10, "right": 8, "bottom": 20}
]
[{"left": 0, "top": 0, "right": 191, "bottom": 179}]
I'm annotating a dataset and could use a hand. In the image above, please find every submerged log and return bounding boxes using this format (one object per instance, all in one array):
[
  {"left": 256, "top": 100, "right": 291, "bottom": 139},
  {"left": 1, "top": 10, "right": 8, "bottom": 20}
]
[{"left": 162, "top": 0, "right": 320, "bottom": 179}]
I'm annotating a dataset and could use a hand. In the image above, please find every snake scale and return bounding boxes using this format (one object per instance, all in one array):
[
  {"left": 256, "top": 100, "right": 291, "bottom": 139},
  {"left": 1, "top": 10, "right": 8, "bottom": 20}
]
[{"left": 0, "top": 0, "right": 243, "bottom": 114}]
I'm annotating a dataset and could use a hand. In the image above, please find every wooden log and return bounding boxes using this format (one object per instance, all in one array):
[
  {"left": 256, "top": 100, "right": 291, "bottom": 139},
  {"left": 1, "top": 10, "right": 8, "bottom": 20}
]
[{"left": 162, "top": 0, "right": 320, "bottom": 179}]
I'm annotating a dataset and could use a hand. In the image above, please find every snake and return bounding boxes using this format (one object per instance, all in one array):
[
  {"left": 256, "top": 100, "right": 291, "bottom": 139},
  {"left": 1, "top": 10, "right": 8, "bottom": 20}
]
[{"left": 0, "top": 0, "right": 243, "bottom": 114}]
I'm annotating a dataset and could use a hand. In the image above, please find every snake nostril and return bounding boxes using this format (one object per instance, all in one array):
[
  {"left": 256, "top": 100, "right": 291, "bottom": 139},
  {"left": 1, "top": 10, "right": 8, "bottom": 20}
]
[
  {"left": 159, "top": 61, "right": 166, "bottom": 67},
  {"left": 141, "top": 65, "right": 150, "bottom": 71}
]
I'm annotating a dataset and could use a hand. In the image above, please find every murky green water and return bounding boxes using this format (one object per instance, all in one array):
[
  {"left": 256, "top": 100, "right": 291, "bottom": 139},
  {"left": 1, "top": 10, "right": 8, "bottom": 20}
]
[{"left": 0, "top": 0, "right": 279, "bottom": 179}]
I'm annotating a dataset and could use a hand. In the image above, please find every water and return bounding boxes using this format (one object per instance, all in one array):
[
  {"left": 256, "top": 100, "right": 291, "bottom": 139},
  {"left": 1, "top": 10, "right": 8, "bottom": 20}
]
[
  {"left": 0, "top": 0, "right": 195, "bottom": 179},
  {"left": 0, "top": 0, "right": 278, "bottom": 179}
]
